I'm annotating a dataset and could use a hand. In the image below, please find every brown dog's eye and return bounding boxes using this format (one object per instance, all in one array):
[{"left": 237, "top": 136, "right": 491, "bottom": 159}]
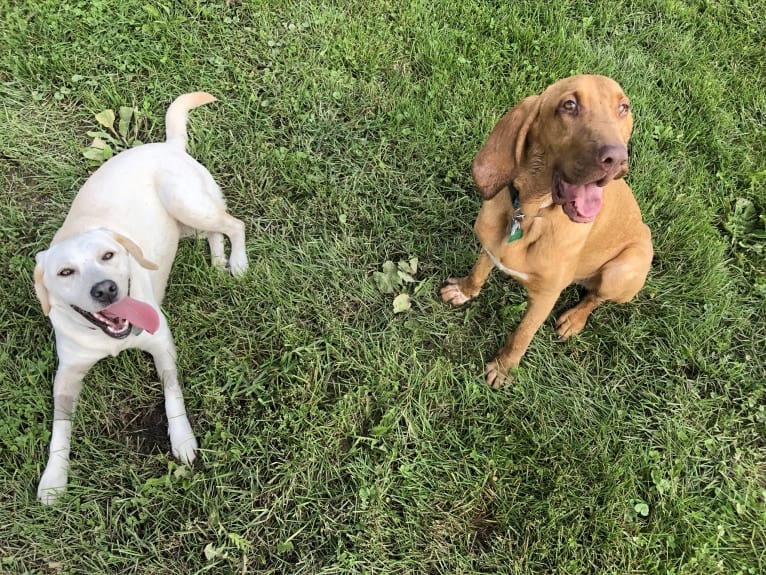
[
  {"left": 618, "top": 102, "right": 631, "bottom": 116},
  {"left": 561, "top": 99, "right": 578, "bottom": 114},
  {"left": 102, "top": 251, "right": 114, "bottom": 261},
  {"left": 58, "top": 268, "right": 74, "bottom": 277}
]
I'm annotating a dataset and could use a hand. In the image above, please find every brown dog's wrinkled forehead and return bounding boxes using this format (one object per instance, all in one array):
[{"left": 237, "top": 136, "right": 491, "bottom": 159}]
[
  {"left": 535, "top": 74, "right": 633, "bottom": 145},
  {"left": 540, "top": 74, "right": 628, "bottom": 104}
]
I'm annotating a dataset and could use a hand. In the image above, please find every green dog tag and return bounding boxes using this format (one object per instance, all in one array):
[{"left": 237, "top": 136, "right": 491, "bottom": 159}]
[{"left": 508, "top": 219, "right": 523, "bottom": 242}]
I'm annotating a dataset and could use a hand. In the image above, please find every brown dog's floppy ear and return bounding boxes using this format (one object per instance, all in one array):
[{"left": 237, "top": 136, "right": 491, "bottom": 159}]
[
  {"left": 472, "top": 95, "right": 540, "bottom": 200},
  {"left": 34, "top": 252, "right": 51, "bottom": 316},
  {"left": 112, "top": 232, "right": 159, "bottom": 270}
]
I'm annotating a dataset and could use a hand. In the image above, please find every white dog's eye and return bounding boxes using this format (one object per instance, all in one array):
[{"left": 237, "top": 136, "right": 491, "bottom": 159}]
[
  {"left": 58, "top": 268, "right": 75, "bottom": 277},
  {"left": 102, "top": 251, "right": 115, "bottom": 261}
]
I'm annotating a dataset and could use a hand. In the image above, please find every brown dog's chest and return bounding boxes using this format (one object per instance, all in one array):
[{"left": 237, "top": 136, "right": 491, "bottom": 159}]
[{"left": 479, "top": 205, "right": 592, "bottom": 288}]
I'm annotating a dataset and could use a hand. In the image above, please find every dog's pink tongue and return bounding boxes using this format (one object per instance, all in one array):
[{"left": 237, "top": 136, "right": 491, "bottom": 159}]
[
  {"left": 102, "top": 297, "right": 160, "bottom": 334},
  {"left": 575, "top": 183, "right": 603, "bottom": 219},
  {"left": 558, "top": 181, "right": 603, "bottom": 221}
]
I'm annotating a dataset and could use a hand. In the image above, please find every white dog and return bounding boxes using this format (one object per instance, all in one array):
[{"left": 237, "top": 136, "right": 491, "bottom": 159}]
[{"left": 33, "top": 92, "right": 248, "bottom": 504}]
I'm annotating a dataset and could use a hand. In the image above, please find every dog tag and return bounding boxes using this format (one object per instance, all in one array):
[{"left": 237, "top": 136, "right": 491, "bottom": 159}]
[{"left": 508, "top": 218, "right": 523, "bottom": 242}]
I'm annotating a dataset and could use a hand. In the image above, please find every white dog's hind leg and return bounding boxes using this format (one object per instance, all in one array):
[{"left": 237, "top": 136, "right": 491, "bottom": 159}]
[
  {"left": 156, "top": 172, "right": 249, "bottom": 277},
  {"left": 218, "top": 214, "right": 248, "bottom": 278},
  {"left": 206, "top": 231, "right": 227, "bottom": 270},
  {"left": 145, "top": 332, "right": 198, "bottom": 464},
  {"left": 38, "top": 362, "right": 92, "bottom": 505},
  {"left": 195, "top": 213, "right": 248, "bottom": 277}
]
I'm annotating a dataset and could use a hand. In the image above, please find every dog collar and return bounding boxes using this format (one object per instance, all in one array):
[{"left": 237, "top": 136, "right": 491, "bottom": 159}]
[
  {"left": 508, "top": 183, "right": 524, "bottom": 242},
  {"left": 510, "top": 182, "right": 521, "bottom": 211}
]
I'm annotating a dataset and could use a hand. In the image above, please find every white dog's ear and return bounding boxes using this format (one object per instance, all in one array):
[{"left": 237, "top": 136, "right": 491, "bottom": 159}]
[
  {"left": 112, "top": 232, "right": 159, "bottom": 270},
  {"left": 34, "top": 252, "right": 51, "bottom": 316}
]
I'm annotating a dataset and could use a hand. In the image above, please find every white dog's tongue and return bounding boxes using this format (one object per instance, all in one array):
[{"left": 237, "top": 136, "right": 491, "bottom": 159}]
[{"left": 102, "top": 297, "right": 160, "bottom": 334}]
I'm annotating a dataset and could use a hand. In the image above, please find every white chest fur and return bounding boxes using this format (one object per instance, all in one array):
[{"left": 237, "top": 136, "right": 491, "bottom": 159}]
[{"left": 485, "top": 248, "right": 530, "bottom": 282}]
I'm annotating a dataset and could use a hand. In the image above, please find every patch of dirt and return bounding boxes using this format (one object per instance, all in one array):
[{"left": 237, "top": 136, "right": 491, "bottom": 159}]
[{"left": 120, "top": 399, "right": 171, "bottom": 456}]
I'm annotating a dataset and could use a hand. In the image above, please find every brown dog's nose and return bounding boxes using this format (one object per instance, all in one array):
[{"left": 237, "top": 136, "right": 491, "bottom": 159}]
[{"left": 598, "top": 144, "right": 628, "bottom": 171}]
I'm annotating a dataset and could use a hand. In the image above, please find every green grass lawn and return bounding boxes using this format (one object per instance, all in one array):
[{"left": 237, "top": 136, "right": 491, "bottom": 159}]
[{"left": 1, "top": 0, "right": 764, "bottom": 573}]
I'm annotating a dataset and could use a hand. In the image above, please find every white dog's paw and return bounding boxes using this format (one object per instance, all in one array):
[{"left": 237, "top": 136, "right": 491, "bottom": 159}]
[
  {"left": 173, "top": 434, "right": 198, "bottom": 464},
  {"left": 37, "top": 464, "right": 69, "bottom": 505},
  {"left": 229, "top": 253, "right": 249, "bottom": 278},
  {"left": 211, "top": 253, "right": 228, "bottom": 270},
  {"left": 169, "top": 419, "right": 198, "bottom": 464}
]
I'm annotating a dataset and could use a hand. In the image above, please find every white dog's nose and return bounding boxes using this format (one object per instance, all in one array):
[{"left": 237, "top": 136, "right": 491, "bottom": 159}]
[{"left": 90, "top": 280, "right": 119, "bottom": 305}]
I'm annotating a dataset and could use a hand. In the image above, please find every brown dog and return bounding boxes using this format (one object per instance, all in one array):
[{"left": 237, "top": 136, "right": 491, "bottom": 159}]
[{"left": 441, "top": 75, "right": 653, "bottom": 387}]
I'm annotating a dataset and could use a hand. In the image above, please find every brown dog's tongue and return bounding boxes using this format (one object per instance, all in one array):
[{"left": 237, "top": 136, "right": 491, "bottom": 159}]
[
  {"left": 102, "top": 297, "right": 160, "bottom": 334},
  {"left": 557, "top": 181, "right": 603, "bottom": 222},
  {"left": 576, "top": 183, "right": 603, "bottom": 219}
]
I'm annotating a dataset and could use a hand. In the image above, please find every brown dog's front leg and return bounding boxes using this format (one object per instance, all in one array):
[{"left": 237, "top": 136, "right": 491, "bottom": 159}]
[
  {"left": 486, "top": 290, "right": 560, "bottom": 388},
  {"left": 441, "top": 250, "right": 495, "bottom": 306}
]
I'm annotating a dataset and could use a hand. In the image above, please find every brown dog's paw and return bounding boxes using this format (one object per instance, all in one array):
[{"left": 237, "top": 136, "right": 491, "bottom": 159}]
[
  {"left": 555, "top": 307, "right": 589, "bottom": 340},
  {"left": 440, "top": 278, "right": 477, "bottom": 306},
  {"left": 484, "top": 359, "right": 516, "bottom": 389}
]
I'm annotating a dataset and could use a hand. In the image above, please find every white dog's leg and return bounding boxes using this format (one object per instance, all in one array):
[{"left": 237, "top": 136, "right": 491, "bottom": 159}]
[
  {"left": 197, "top": 214, "right": 248, "bottom": 277},
  {"left": 38, "top": 362, "right": 92, "bottom": 505},
  {"left": 156, "top": 172, "right": 249, "bottom": 277},
  {"left": 206, "top": 231, "right": 227, "bottom": 270},
  {"left": 144, "top": 331, "right": 198, "bottom": 464},
  {"left": 218, "top": 214, "right": 248, "bottom": 277}
]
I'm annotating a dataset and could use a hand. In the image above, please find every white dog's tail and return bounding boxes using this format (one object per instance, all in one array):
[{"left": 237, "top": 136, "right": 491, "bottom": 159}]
[{"left": 165, "top": 92, "right": 217, "bottom": 150}]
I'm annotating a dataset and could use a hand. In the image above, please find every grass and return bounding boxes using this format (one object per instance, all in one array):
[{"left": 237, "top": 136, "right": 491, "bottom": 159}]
[{"left": 1, "top": 0, "right": 764, "bottom": 573}]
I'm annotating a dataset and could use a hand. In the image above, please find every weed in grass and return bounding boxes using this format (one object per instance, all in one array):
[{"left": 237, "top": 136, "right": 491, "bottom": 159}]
[
  {"left": 374, "top": 257, "right": 420, "bottom": 313},
  {"left": 82, "top": 104, "right": 145, "bottom": 165}
]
